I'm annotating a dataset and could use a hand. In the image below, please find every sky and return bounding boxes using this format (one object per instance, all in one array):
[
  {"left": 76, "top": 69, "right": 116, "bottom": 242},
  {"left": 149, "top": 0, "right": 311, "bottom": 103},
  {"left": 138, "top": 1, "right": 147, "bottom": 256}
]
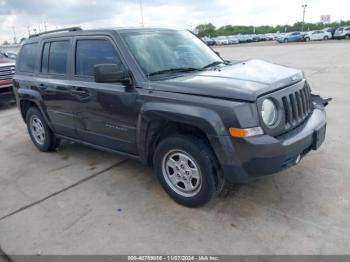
[{"left": 0, "top": 0, "right": 349, "bottom": 44}]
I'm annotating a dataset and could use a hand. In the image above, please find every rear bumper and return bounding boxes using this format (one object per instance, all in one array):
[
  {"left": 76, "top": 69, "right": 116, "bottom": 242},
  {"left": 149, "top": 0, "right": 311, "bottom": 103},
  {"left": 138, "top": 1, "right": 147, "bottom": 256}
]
[{"left": 218, "top": 107, "right": 327, "bottom": 183}]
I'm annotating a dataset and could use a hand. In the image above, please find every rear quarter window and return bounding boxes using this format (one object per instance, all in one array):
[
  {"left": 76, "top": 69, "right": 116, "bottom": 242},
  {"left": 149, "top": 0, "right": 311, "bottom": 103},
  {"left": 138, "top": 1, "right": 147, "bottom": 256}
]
[{"left": 18, "top": 43, "right": 38, "bottom": 73}]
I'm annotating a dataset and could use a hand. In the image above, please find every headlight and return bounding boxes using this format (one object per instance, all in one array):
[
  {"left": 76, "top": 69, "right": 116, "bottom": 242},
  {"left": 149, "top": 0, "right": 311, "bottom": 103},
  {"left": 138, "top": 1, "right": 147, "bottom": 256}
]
[{"left": 261, "top": 99, "right": 277, "bottom": 126}]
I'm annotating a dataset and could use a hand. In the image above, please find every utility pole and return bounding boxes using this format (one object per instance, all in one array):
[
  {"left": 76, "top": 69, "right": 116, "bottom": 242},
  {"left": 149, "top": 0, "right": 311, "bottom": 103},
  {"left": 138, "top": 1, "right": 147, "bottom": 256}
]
[
  {"left": 27, "top": 26, "right": 31, "bottom": 37},
  {"left": 12, "top": 26, "right": 17, "bottom": 44},
  {"left": 139, "top": 0, "right": 144, "bottom": 27},
  {"left": 301, "top": 4, "right": 308, "bottom": 32},
  {"left": 44, "top": 21, "right": 48, "bottom": 32}
]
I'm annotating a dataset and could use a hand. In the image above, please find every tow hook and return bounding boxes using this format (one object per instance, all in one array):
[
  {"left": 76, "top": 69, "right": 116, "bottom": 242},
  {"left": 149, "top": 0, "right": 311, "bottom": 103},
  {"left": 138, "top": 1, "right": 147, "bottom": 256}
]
[
  {"left": 311, "top": 94, "right": 332, "bottom": 107},
  {"left": 322, "top": 97, "right": 332, "bottom": 107}
]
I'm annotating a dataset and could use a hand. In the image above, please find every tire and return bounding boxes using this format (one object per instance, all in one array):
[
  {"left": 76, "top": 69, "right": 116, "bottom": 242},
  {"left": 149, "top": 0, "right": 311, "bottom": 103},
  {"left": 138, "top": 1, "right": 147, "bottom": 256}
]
[
  {"left": 324, "top": 36, "right": 329, "bottom": 40},
  {"left": 26, "top": 107, "right": 58, "bottom": 152},
  {"left": 284, "top": 38, "right": 288, "bottom": 43},
  {"left": 345, "top": 35, "right": 350, "bottom": 40},
  {"left": 305, "top": 37, "right": 310, "bottom": 42},
  {"left": 153, "top": 135, "right": 222, "bottom": 207}
]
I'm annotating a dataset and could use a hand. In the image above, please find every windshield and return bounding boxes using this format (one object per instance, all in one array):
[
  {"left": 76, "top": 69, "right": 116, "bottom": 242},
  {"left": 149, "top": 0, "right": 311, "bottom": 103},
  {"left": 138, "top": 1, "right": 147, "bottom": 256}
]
[{"left": 120, "top": 30, "right": 223, "bottom": 78}]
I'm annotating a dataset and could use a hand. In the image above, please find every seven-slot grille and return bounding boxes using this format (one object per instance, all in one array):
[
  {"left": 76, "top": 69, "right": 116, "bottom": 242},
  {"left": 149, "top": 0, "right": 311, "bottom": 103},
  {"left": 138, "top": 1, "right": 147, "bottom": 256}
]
[
  {"left": 0, "top": 65, "right": 15, "bottom": 81},
  {"left": 282, "top": 83, "right": 313, "bottom": 129}
]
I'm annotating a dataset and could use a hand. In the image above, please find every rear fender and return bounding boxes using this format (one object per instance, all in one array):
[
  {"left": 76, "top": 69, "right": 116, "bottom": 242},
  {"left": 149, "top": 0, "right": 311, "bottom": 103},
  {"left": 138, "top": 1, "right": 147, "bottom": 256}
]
[{"left": 17, "top": 88, "right": 53, "bottom": 129}]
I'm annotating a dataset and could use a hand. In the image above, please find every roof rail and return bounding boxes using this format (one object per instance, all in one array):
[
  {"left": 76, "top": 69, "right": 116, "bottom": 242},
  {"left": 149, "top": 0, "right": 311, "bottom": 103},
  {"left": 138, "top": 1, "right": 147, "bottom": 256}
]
[{"left": 29, "top": 27, "right": 82, "bottom": 38}]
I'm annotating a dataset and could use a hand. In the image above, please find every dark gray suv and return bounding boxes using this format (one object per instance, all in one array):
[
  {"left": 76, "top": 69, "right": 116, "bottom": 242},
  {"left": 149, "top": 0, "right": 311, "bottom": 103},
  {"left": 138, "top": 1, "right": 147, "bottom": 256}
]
[{"left": 13, "top": 27, "right": 329, "bottom": 207}]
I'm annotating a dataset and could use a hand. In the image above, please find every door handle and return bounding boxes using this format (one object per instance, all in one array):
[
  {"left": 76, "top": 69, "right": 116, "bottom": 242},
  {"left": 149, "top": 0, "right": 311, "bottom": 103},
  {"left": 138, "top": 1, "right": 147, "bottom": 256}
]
[
  {"left": 71, "top": 87, "right": 90, "bottom": 100},
  {"left": 71, "top": 89, "right": 88, "bottom": 95},
  {"left": 39, "top": 83, "right": 47, "bottom": 90}
]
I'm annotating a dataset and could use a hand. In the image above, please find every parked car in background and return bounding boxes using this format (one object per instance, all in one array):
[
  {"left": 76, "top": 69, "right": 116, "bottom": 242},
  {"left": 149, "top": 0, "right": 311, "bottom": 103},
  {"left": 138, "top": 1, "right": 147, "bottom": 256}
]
[
  {"left": 334, "top": 27, "right": 350, "bottom": 39},
  {"left": 213, "top": 36, "right": 229, "bottom": 45},
  {"left": 227, "top": 36, "right": 239, "bottom": 44},
  {"left": 201, "top": 36, "right": 215, "bottom": 46},
  {"left": 265, "top": 33, "right": 275, "bottom": 41},
  {"left": 323, "top": 27, "right": 336, "bottom": 38},
  {"left": 2, "top": 51, "right": 17, "bottom": 60},
  {"left": 303, "top": 30, "right": 332, "bottom": 41},
  {"left": 0, "top": 52, "right": 15, "bottom": 105},
  {"left": 276, "top": 32, "right": 303, "bottom": 43}
]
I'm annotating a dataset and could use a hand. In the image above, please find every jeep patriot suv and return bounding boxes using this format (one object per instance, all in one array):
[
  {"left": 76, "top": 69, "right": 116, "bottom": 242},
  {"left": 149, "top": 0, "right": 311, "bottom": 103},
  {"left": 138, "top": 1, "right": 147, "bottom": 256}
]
[{"left": 13, "top": 27, "right": 329, "bottom": 207}]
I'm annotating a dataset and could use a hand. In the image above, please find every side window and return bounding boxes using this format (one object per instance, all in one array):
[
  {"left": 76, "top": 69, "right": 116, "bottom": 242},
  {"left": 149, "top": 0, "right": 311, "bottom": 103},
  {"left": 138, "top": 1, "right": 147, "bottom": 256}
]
[
  {"left": 40, "top": 41, "right": 69, "bottom": 74},
  {"left": 75, "top": 39, "right": 120, "bottom": 76},
  {"left": 18, "top": 43, "right": 38, "bottom": 73},
  {"left": 48, "top": 41, "right": 69, "bottom": 74}
]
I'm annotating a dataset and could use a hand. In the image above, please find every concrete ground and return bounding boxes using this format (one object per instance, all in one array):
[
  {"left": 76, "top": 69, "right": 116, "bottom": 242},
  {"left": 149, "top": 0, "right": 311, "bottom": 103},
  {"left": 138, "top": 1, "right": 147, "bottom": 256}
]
[{"left": 0, "top": 40, "right": 350, "bottom": 256}]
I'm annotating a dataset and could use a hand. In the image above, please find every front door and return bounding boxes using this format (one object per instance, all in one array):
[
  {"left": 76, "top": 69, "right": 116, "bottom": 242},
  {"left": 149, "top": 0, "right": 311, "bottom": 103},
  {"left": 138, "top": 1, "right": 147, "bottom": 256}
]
[{"left": 71, "top": 37, "right": 139, "bottom": 154}]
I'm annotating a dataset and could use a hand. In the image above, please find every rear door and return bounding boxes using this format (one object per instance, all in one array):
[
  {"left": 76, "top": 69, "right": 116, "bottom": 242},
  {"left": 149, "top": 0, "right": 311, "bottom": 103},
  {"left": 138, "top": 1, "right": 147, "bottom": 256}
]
[
  {"left": 36, "top": 38, "right": 78, "bottom": 138},
  {"left": 70, "top": 36, "right": 139, "bottom": 154}
]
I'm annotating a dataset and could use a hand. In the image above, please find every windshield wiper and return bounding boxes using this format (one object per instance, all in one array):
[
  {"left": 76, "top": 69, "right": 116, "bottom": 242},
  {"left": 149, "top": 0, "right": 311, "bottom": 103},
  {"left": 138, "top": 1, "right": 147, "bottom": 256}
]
[
  {"left": 202, "top": 61, "right": 226, "bottom": 69},
  {"left": 148, "top": 67, "right": 202, "bottom": 76}
]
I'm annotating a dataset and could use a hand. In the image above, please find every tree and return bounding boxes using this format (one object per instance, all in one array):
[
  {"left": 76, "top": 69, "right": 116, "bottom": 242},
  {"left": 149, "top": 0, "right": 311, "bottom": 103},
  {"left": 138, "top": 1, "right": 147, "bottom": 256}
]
[
  {"left": 195, "top": 20, "right": 350, "bottom": 37},
  {"left": 196, "top": 23, "right": 216, "bottom": 37},
  {"left": 2, "top": 40, "right": 10, "bottom": 45}
]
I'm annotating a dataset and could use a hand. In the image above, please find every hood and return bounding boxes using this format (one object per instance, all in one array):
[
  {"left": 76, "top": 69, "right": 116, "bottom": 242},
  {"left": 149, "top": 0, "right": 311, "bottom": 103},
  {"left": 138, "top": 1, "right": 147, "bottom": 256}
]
[
  {"left": 151, "top": 59, "right": 303, "bottom": 102},
  {"left": 0, "top": 57, "right": 15, "bottom": 65}
]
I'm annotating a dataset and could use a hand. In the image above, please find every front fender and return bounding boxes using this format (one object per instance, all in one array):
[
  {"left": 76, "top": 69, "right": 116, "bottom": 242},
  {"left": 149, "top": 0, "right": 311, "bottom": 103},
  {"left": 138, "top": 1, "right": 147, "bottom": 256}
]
[{"left": 136, "top": 101, "right": 240, "bottom": 168}]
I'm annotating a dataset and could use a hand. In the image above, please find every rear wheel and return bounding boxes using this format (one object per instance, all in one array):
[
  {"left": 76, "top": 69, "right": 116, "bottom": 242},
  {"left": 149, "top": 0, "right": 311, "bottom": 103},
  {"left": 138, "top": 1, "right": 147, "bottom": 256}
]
[
  {"left": 324, "top": 36, "right": 329, "bottom": 40},
  {"left": 284, "top": 38, "right": 288, "bottom": 43},
  {"left": 305, "top": 37, "right": 310, "bottom": 42},
  {"left": 26, "top": 107, "right": 58, "bottom": 152},
  {"left": 345, "top": 34, "right": 350, "bottom": 39},
  {"left": 153, "top": 135, "right": 222, "bottom": 207}
]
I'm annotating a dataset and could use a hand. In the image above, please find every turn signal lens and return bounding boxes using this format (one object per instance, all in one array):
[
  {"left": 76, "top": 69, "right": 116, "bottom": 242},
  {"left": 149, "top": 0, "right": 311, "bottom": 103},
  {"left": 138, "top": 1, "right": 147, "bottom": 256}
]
[{"left": 229, "top": 127, "right": 264, "bottom": 138}]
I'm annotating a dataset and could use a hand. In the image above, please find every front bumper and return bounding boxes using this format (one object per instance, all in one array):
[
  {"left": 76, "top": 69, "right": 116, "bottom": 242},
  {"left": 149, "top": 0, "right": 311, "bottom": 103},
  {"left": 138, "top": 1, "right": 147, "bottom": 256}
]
[
  {"left": 0, "top": 85, "right": 15, "bottom": 102},
  {"left": 219, "top": 106, "right": 327, "bottom": 183}
]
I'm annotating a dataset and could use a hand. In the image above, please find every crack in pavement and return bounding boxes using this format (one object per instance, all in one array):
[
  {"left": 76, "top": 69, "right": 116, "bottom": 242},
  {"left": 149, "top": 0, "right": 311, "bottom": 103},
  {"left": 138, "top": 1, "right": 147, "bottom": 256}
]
[
  {"left": 0, "top": 159, "right": 129, "bottom": 222},
  {"left": 0, "top": 246, "right": 13, "bottom": 262}
]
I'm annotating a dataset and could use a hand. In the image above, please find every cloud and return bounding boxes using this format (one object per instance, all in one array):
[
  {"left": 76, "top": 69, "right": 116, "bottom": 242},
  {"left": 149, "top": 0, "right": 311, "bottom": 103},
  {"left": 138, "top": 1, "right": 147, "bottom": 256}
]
[{"left": 0, "top": 0, "right": 349, "bottom": 43}]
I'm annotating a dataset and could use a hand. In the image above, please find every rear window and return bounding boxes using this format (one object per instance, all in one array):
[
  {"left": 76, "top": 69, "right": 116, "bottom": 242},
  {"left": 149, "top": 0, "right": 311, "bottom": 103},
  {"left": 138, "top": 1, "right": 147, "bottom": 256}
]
[
  {"left": 41, "top": 41, "right": 69, "bottom": 74},
  {"left": 18, "top": 43, "right": 38, "bottom": 73}
]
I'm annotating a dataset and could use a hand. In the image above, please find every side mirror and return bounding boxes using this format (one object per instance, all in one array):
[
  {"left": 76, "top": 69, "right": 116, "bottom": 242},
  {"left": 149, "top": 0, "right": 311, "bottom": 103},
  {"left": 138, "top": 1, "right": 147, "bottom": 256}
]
[
  {"left": 94, "top": 64, "right": 130, "bottom": 84},
  {"left": 215, "top": 51, "right": 221, "bottom": 57}
]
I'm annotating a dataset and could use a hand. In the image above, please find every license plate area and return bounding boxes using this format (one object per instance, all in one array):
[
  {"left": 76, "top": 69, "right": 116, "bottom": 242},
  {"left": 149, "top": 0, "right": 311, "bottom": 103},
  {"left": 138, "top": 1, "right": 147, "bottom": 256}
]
[{"left": 312, "top": 124, "right": 326, "bottom": 150}]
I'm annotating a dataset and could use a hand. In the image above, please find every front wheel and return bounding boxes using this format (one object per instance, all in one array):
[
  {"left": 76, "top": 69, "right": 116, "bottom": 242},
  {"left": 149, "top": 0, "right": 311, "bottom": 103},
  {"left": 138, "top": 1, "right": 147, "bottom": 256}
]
[
  {"left": 305, "top": 37, "right": 310, "bottom": 42},
  {"left": 26, "top": 107, "right": 58, "bottom": 152},
  {"left": 324, "top": 36, "right": 329, "bottom": 40},
  {"left": 284, "top": 38, "right": 288, "bottom": 43},
  {"left": 153, "top": 135, "right": 222, "bottom": 207},
  {"left": 345, "top": 35, "right": 350, "bottom": 40}
]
